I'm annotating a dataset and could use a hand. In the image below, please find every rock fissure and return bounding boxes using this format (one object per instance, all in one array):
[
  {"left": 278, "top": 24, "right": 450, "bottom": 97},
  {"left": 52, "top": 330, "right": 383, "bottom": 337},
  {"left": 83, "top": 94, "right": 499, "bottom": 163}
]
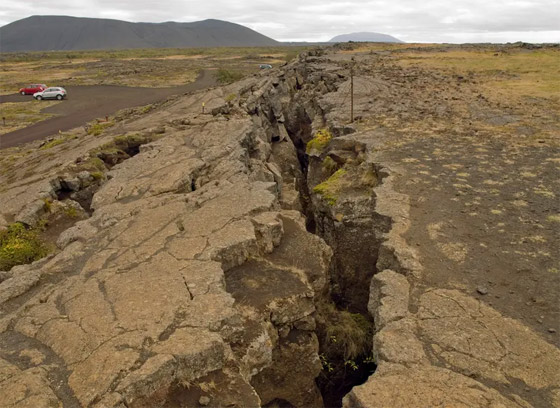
[{"left": 2, "top": 45, "right": 559, "bottom": 408}]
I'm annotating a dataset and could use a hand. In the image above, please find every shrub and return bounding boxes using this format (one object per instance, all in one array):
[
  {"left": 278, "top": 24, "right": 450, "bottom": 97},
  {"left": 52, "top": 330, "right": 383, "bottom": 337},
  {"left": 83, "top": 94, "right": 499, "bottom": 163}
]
[
  {"left": 0, "top": 223, "right": 49, "bottom": 271},
  {"left": 215, "top": 68, "right": 244, "bottom": 85}
]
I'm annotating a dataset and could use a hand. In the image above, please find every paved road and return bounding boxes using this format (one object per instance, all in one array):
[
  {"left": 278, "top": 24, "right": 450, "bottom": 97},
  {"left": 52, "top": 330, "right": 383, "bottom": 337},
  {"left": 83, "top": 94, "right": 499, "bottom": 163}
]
[{"left": 0, "top": 70, "right": 217, "bottom": 149}]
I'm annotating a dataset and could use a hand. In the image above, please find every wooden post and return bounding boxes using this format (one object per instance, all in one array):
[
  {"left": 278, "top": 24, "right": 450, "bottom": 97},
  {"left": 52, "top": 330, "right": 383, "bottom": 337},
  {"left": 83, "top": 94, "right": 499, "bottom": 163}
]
[{"left": 350, "top": 57, "right": 355, "bottom": 123}]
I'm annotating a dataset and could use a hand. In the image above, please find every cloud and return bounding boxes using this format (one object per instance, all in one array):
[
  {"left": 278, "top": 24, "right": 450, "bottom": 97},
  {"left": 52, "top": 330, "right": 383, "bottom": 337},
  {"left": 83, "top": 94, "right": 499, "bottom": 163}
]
[{"left": 1, "top": 0, "right": 559, "bottom": 43}]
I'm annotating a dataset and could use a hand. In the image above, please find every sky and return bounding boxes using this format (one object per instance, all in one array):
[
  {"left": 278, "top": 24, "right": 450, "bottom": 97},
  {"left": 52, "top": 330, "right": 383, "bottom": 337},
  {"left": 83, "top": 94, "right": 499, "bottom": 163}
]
[{"left": 1, "top": 0, "right": 559, "bottom": 43}]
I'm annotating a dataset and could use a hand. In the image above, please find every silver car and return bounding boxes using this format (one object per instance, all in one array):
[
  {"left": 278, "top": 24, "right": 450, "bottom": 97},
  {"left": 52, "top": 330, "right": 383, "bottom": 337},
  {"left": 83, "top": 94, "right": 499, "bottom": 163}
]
[{"left": 34, "top": 87, "right": 67, "bottom": 100}]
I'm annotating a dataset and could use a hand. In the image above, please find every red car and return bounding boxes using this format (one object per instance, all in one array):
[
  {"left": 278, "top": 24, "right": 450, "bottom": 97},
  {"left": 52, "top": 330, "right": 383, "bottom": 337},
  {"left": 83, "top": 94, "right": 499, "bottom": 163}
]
[{"left": 19, "top": 84, "right": 47, "bottom": 95}]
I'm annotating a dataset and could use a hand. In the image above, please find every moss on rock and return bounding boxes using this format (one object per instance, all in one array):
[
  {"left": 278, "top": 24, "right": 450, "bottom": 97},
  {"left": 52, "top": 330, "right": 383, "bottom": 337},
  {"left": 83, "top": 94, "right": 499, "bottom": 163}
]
[{"left": 0, "top": 223, "right": 49, "bottom": 271}]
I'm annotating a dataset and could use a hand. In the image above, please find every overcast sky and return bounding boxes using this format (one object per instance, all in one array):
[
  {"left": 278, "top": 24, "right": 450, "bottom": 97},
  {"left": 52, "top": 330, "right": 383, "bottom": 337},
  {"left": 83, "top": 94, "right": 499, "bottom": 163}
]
[{"left": 1, "top": 0, "right": 559, "bottom": 43}]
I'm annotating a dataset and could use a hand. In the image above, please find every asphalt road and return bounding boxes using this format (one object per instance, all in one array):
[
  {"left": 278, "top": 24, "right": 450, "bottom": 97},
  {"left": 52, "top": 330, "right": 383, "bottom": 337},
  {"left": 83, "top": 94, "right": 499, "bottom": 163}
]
[{"left": 0, "top": 70, "right": 217, "bottom": 149}]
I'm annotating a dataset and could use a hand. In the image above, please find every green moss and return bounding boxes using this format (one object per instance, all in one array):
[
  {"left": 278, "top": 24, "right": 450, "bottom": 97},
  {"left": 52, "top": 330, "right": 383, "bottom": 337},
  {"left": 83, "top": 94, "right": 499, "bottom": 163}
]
[
  {"left": 322, "top": 156, "right": 338, "bottom": 175},
  {"left": 76, "top": 157, "right": 106, "bottom": 173},
  {"left": 90, "top": 171, "right": 104, "bottom": 181},
  {"left": 225, "top": 93, "right": 237, "bottom": 103},
  {"left": 0, "top": 223, "right": 50, "bottom": 271},
  {"left": 112, "top": 133, "right": 150, "bottom": 149},
  {"left": 42, "top": 199, "right": 52, "bottom": 213},
  {"left": 313, "top": 169, "right": 347, "bottom": 205},
  {"left": 140, "top": 104, "right": 154, "bottom": 114},
  {"left": 306, "top": 128, "right": 333, "bottom": 154}
]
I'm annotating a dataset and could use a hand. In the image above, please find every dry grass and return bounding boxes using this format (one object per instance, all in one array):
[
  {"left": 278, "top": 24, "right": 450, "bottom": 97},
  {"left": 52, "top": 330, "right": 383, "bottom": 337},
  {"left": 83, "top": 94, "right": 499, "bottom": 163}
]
[
  {"left": 0, "top": 100, "right": 60, "bottom": 134},
  {"left": 396, "top": 48, "right": 560, "bottom": 101}
]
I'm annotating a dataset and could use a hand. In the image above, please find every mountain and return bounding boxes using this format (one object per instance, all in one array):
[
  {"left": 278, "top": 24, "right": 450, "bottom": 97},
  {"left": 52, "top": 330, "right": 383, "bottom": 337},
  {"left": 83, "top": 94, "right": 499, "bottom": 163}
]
[
  {"left": 329, "top": 32, "right": 403, "bottom": 43},
  {"left": 0, "top": 15, "right": 279, "bottom": 52}
]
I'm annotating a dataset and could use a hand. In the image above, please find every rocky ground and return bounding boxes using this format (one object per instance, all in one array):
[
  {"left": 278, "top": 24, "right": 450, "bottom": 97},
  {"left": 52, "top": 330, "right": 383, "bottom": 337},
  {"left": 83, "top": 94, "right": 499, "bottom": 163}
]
[{"left": 0, "top": 43, "right": 558, "bottom": 407}]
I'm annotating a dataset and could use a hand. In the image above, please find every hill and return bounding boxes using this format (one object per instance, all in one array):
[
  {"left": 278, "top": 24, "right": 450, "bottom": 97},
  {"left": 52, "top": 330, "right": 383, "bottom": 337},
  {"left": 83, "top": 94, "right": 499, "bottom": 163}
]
[
  {"left": 0, "top": 15, "right": 279, "bottom": 52},
  {"left": 329, "top": 32, "right": 403, "bottom": 43}
]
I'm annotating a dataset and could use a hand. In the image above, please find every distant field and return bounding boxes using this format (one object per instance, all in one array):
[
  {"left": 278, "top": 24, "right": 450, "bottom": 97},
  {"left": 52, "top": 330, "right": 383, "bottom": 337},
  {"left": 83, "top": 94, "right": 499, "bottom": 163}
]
[
  {"left": 0, "top": 46, "right": 308, "bottom": 94},
  {"left": 341, "top": 42, "right": 560, "bottom": 145}
]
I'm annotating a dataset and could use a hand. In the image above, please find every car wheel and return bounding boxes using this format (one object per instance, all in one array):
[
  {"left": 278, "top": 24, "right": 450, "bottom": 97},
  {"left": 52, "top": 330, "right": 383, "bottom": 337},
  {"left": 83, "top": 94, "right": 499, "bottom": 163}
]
[
  {"left": 56, "top": 94, "right": 62, "bottom": 100},
  {"left": 36, "top": 95, "right": 42, "bottom": 100},
  {"left": 21, "top": 91, "right": 26, "bottom": 95}
]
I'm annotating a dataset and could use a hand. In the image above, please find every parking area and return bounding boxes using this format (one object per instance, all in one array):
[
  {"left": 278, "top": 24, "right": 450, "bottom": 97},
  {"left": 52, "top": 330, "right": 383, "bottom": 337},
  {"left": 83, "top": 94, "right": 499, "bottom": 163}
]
[{"left": 0, "top": 70, "right": 216, "bottom": 149}]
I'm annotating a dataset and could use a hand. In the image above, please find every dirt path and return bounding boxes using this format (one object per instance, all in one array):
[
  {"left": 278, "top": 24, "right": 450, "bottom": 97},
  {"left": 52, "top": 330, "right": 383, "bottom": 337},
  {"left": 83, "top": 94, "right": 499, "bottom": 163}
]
[{"left": 0, "top": 69, "right": 217, "bottom": 148}]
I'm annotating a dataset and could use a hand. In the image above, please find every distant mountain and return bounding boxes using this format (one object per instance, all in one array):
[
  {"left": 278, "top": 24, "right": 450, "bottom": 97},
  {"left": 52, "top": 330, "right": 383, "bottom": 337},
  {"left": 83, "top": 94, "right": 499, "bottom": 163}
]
[
  {"left": 0, "top": 15, "right": 279, "bottom": 52},
  {"left": 329, "top": 32, "right": 403, "bottom": 43}
]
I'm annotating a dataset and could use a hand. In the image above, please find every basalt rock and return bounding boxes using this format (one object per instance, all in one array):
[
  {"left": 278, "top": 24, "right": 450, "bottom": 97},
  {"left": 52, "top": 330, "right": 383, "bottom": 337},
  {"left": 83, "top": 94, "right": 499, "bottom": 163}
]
[{"left": 1, "top": 47, "right": 559, "bottom": 408}]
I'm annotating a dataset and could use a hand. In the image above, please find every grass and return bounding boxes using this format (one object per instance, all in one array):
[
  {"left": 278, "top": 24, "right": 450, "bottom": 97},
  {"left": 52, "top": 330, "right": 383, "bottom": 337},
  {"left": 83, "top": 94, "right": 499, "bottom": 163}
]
[
  {"left": 63, "top": 206, "right": 80, "bottom": 218},
  {"left": 306, "top": 128, "right": 333, "bottom": 154},
  {"left": 313, "top": 168, "right": 347, "bottom": 205},
  {"left": 315, "top": 299, "right": 375, "bottom": 388},
  {"left": 0, "top": 223, "right": 50, "bottom": 271},
  {"left": 0, "top": 101, "right": 59, "bottom": 134},
  {"left": 87, "top": 120, "right": 115, "bottom": 136}
]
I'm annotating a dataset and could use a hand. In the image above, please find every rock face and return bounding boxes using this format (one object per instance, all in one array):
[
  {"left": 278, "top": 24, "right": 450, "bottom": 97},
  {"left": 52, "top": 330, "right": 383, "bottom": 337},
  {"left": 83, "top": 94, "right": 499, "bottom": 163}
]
[
  {"left": 1, "top": 45, "right": 559, "bottom": 408},
  {"left": 0, "top": 56, "right": 334, "bottom": 407}
]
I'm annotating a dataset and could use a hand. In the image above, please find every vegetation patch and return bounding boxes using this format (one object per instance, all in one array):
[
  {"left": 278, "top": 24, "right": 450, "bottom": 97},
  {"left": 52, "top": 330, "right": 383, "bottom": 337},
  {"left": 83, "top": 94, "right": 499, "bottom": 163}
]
[
  {"left": 322, "top": 156, "right": 339, "bottom": 175},
  {"left": 397, "top": 48, "right": 560, "bottom": 101},
  {"left": 225, "top": 93, "right": 237, "bottom": 103},
  {"left": 63, "top": 206, "right": 80, "bottom": 219},
  {"left": 87, "top": 120, "right": 115, "bottom": 136},
  {"left": 0, "top": 101, "right": 59, "bottom": 135},
  {"left": 0, "top": 223, "right": 50, "bottom": 271},
  {"left": 313, "top": 168, "right": 347, "bottom": 205},
  {"left": 215, "top": 68, "right": 244, "bottom": 84},
  {"left": 306, "top": 129, "right": 333, "bottom": 155},
  {"left": 316, "top": 300, "right": 375, "bottom": 403},
  {"left": 40, "top": 138, "right": 65, "bottom": 150}
]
